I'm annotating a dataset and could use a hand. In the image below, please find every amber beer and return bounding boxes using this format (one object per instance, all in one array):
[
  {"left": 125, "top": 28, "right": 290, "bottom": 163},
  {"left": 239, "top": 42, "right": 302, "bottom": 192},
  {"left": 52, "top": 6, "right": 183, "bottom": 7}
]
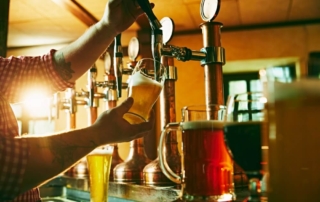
[
  {"left": 266, "top": 80, "right": 320, "bottom": 202},
  {"left": 182, "top": 120, "right": 234, "bottom": 198},
  {"left": 123, "top": 70, "right": 163, "bottom": 124},
  {"left": 87, "top": 147, "right": 113, "bottom": 202},
  {"left": 159, "top": 120, "right": 235, "bottom": 201}
]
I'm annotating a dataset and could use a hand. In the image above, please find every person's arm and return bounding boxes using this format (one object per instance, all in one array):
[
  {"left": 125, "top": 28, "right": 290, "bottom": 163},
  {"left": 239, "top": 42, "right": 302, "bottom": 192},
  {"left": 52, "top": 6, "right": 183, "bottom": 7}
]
[
  {"left": 19, "top": 97, "right": 154, "bottom": 193},
  {"left": 53, "top": 0, "right": 152, "bottom": 83}
]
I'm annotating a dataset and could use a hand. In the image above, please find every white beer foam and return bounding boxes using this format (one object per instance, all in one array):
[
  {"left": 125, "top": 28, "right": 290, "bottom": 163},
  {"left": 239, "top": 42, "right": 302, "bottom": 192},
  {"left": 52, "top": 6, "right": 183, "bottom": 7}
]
[
  {"left": 88, "top": 145, "right": 114, "bottom": 155},
  {"left": 182, "top": 120, "right": 225, "bottom": 130},
  {"left": 128, "top": 71, "right": 163, "bottom": 88}
]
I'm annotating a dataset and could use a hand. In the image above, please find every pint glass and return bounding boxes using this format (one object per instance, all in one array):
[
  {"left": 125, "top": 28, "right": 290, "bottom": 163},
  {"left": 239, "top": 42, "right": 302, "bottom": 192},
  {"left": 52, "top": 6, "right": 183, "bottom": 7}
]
[
  {"left": 87, "top": 145, "right": 114, "bottom": 202},
  {"left": 265, "top": 79, "right": 320, "bottom": 202},
  {"left": 159, "top": 105, "right": 235, "bottom": 201},
  {"left": 123, "top": 58, "right": 166, "bottom": 124}
]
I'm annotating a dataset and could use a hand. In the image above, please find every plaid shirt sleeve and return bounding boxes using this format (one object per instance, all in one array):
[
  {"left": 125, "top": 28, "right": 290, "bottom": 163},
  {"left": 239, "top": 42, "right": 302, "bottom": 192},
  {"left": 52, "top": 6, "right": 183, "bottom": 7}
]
[
  {"left": 0, "top": 50, "right": 75, "bottom": 201},
  {"left": 0, "top": 49, "right": 74, "bottom": 103}
]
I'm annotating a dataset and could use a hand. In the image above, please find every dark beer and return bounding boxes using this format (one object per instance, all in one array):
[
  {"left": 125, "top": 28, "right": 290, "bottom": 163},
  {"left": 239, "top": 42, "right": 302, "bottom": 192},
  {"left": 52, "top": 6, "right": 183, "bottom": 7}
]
[{"left": 223, "top": 121, "right": 262, "bottom": 179}]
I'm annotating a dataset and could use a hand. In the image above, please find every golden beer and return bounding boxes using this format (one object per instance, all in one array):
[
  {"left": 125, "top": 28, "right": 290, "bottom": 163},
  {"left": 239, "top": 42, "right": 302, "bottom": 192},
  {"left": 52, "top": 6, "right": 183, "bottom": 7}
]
[
  {"left": 87, "top": 150, "right": 113, "bottom": 202},
  {"left": 266, "top": 80, "right": 320, "bottom": 202},
  {"left": 124, "top": 70, "right": 163, "bottom": 124}
]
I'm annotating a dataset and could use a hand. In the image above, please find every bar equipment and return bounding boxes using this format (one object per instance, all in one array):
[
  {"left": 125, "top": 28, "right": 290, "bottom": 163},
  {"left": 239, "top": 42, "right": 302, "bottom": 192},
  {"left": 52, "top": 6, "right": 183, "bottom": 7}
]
[
  {"left": 136, "top": 0, "right": 225, "bottom": 120},
  {"left": 114, "top": 33, "right": 123, "bottom": 98},
  {"left": 224, "top": 92, "right": 266, "bottom": 201},
  {"left": 61, "top": 40, "right": 126, "bottom": 178},
  {"left": 113, "top": 37, "right": 152, "bottom": 184},
  {"left": 138, "top": 0, "right": 227, "bottom": 190},
  {"left": 103, "top": 49, "right": 124, "bottom": 181},
  {"left": 143, "top": 17, "right": 181, "bottom": 186},
  {"left": 159, "top": 105, "right": 235, "bottom": 201},
  {"left": 60, "top": 87, "right": 88, "bottom": 177},
  {"left": 114, "top": 58, "right": 165, "bottom": 183},
  {"left": 65, "top": 65, "right": 104, "bottom": 178}
]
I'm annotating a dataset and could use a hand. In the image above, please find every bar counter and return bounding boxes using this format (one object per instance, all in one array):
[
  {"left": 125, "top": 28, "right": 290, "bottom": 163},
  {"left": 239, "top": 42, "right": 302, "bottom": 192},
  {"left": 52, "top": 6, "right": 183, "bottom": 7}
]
[{"left": 40, "top": 175, "right": 249, "bottom": 202}]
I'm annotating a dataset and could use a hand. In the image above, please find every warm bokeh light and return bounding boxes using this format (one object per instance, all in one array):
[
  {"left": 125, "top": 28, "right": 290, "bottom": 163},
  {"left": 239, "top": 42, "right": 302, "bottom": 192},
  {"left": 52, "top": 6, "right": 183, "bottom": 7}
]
[{"left": 22, "top": 89, "right": 52, "bottom": 118}]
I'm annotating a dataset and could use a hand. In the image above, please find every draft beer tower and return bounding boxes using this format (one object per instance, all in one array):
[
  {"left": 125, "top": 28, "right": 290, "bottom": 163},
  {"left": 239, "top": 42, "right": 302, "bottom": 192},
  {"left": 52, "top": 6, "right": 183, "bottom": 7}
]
[
  {"left": 137, "top": 0, "right": 228, "bottom": 190},
  {"left": 113, "top": 36, "right": 152, "bottom": 184}
]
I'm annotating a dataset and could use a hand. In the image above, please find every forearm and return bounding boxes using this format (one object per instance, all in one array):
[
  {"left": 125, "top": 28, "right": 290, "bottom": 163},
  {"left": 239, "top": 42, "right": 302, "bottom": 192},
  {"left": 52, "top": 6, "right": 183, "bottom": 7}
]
[
  {"left": 54, "top": 21, "right": 118, "bottom": 82},
  {"left": 20, "top": 126, "right": 101, "bottom": 192}
]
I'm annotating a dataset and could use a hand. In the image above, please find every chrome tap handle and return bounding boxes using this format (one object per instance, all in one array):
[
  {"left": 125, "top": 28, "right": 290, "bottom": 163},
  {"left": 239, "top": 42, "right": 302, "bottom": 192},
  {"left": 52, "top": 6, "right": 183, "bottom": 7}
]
[
  {"left": 137, "top": 0, "right": 161, "bottom": 30},
  {"left": 152, "top": 29, "right": 163, "bottom": 81},
  {"left": 136, "top": 0, "right": 163, "bottom": 79},
  {"left": 161, "top": 45, "right": 206, "bottom": 62},
  {"left": 88, "top": 65, "right": 97, "bottom": 107},
  {"left": 114, "top": 34, "right": 123, "bottom": 98},
  {"left": 67, "top": 88, "right": 77, "bottom": 114}
]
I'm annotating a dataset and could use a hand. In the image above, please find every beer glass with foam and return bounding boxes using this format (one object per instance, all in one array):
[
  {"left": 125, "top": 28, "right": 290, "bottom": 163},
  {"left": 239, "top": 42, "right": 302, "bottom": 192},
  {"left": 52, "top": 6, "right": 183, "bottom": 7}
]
[
  {"left": 123, "top": 58, "right": 166, "bottom": 124},
  {"left": 159, "top": 105, "right": 235, "bottom": 201},
  {"left": 87, "top": 145, "right": 114, "bottom": 202}
]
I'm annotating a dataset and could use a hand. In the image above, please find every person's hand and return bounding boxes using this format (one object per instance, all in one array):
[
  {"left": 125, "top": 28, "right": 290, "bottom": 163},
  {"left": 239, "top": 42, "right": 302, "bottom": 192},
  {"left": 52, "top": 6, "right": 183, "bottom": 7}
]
[
  {"left": 91, "top": 97, "right": 155, "bottom": 144},
  {"left": 101, "top": 0, "right": 155, "bottom": 34}
]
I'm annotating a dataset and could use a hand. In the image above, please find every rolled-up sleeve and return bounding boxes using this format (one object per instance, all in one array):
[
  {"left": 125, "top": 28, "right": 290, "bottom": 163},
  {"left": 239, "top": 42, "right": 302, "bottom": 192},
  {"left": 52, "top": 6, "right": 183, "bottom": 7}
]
[
  {"left": 0, "top": 49, "right": 75, "bottom": 201},
  {"left": 1, "top": 49, "right": 75, "bottom": 103}
]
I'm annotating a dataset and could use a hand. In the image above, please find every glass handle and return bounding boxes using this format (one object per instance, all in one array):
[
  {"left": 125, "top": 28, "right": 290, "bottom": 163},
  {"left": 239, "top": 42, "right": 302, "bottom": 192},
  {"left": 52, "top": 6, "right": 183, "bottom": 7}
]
[{"left": 158, "top": 122, "right": 181, "bottom": 184}]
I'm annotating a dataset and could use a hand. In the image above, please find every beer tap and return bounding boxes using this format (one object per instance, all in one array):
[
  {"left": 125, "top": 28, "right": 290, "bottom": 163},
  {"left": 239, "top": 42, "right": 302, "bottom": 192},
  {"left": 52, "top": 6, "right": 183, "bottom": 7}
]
[
  {"left": 114, "top": 33, "right": 123, "bottom": 98},
  {"left": 103, "top": 50, "right": 124, "bottom": 181},
  {"left": 137, "top": 0, "right": 161, "bottom": 30},
  {"left": 143, "top": 17, "right": 181, "bottom": 186},
  {"left": 139, "top": 0, "right": 225, "bottom": 106},
  {"left": 103, "top": 51, "right": 118, "bottom": 109},
  {"left": 137, "top": 0, "right": 163, "bottom": 81},
  {"left": 88, "top": 64, "right": 98, "bottom": 125},
  {"left": 126, "top": 37, "right": 139, "bottom": 71},
  {"left": 61, "top": 87, "right": 87, "bottom": 177},
  {"left": 70, "top": 65, "right": 101, "bottom": 178},
  {"left": 113, "top": 37, "right": 151, "bottom": 184}
]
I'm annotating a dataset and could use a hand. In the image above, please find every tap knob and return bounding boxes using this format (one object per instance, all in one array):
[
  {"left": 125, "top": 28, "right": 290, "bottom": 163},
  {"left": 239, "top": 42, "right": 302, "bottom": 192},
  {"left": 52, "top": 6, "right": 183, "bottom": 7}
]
[
  {"left": 88, "top": 65, "right": 97, "bottom": 107},
  {"left": 137, "top": 0, "right": 161, "bottom": 30},
  {"left": 114, "top": 34, "right": 123, "bottom": 98},
  {"left": 66, "top": 88, "right": 77, "bottom": 114},
  {"left": 151, "top": 29, "right": 163, "bottom": 64}
]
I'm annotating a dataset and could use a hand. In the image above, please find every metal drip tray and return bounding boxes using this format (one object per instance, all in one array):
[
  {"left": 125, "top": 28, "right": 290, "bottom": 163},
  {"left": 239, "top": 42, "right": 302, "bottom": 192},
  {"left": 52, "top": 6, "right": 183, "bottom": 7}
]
[
  {"left": 40, "top": 176, "right": 248, "bottom": 201},
  {"left": 41, "top": 197, "right": 76, "bottom": 202}
]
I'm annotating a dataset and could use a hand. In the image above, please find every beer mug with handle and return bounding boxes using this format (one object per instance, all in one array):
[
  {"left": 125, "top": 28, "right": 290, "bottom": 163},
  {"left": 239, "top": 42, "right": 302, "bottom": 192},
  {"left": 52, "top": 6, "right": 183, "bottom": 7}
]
[{"left": 159, "top": 104, "right": 235, "bottom": 201}]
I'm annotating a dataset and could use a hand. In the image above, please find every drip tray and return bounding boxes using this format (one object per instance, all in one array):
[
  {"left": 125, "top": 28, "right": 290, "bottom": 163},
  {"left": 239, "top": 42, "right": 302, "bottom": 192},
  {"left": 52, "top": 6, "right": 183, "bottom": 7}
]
[
  {"left": 41, "top": 197, "right": 76, "bottom": 202},
  {"left": 40, "top": 186, "right": 91, "bottom": 202}
]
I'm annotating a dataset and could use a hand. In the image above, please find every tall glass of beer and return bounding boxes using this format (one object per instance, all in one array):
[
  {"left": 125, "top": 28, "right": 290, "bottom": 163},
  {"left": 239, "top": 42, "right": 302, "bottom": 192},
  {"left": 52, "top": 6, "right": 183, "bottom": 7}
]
[
  {"left": 123, "top": 58, "right": 166, "bottom": 124},
  {"left": 87, "top": 145, "right": 114, "bottom": 202},
  {"left": 159, "top": 105, "right": 235, "bottom": 201},
  {"left": 265, "top": 79, "right": 320, "bottom": 202}
]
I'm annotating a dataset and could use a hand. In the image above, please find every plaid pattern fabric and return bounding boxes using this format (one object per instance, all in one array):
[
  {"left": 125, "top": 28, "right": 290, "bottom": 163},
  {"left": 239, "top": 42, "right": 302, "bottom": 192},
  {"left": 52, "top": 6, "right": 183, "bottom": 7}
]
[{"left": 0, "top": 50, "right": 74, "bottom": 201}]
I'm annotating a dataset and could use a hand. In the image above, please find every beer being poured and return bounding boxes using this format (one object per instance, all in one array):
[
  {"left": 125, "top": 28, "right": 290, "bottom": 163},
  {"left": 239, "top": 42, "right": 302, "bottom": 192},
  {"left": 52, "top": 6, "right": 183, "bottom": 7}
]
[{"left": 124, "top": 69, "right": 163, "bottom": 124}]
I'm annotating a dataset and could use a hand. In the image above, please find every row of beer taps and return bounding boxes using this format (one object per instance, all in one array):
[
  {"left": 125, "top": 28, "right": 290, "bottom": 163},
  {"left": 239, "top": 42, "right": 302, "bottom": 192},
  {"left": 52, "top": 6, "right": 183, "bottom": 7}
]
[{"left": 50, "top": 0, "right": 227, "bottom": 186}]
